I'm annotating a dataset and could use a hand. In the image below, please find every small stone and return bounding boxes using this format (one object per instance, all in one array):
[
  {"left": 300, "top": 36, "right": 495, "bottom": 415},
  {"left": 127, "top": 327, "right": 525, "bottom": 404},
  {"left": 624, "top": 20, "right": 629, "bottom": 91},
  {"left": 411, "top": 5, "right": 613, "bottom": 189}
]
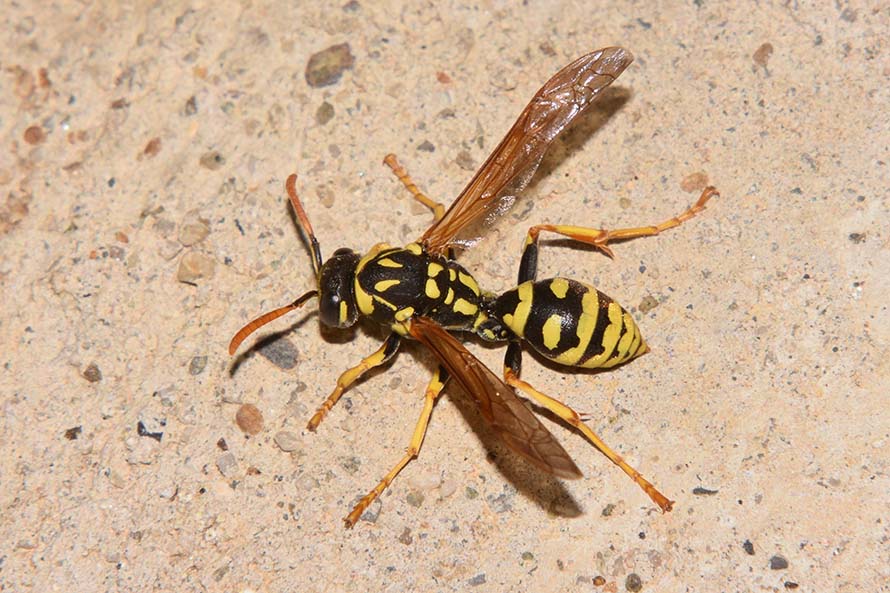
[
  {"left": 236, "top": 403, "right": 264, "bottom": 435},
  {"left": 143, "top": 137, "right": 162, "bottom": 157},
  {"left": 24, "top": 125, "right": 45, "bottom": 145},
  {"left": 188, "top": 356, "right": 207, "bottom": 375},
  {"left": 417, "top": 140, "right": 435, "bottom": 152},
  {"left": 137, "top": 419, "right": 164, "bottom": 442},
  {"left": 305, "top": 43, "right": 355, "bottom": 88},
  {"left": 680, "top": 171, "right": 709, "bottom": 193},
  {"left": 184, "top": 95, "right": 198, "bottom": 116},
  {"left": 83, "top": 362, "right": 102, "bottom": 382},
  {"left": 465, "top": 486, "right": 478, "bottom": 499},
  {"left": 217, "top": 452, "right": 239, "bottom": 478},
  {"left": 753, "top": 43, "right": 774, "bottom": 67},
  {"left": 179, "top": 222, "right": 210, "bottom": 246},
  {"left": 743, "top": 539, "right": 755, "bottom": 555},
  {"left": 468, "top": 574, "right": 486, "bottom": 587},
  {"left": 593, "top": 576, "right": 606, "bottom": 586},
  {"left": 274, "top": 430, "right": 300, "bottom": 452},
  {"left": 257, "top": 337, "right": 299, "bottom": 369},
  {"left": 601, "top": 503, "right": 616, "bottom": 516},
  {"left": 315, "top": 101, "right": 334, "bottom": 125},
  {"left": 625, "top": 573, "right": 643, "bottom": 592},
  {"left": 199, "top": 151, "right": 225, "bottom": 170},
  {"left": 769, "top": 555, "right": 789, "bottom": 570},
  {"left": 158, "top": 239, "right": 182, "bottom": 261},
  {"left": 405, "top": 490, "right": 425, "bottom": 508},
  {"left": 64, "top": 426, "right": 82, "bottom": 440},
  {"left": 398, "top": 527, "right": 413, "bottom": 544},
  {"left": 176, "top": 251, "right": 216, "bottom": 283},
  {"left": 639, "top": 295, "right": 658, "bottom": 314}
]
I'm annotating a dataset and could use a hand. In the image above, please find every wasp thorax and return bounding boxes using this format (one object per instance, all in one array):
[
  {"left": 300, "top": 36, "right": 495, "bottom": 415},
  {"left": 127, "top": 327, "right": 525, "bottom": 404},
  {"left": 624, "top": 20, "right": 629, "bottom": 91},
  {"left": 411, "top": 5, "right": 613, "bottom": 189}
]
[{"left": 318, "top": 247, "right": 361, "bottom": 328}]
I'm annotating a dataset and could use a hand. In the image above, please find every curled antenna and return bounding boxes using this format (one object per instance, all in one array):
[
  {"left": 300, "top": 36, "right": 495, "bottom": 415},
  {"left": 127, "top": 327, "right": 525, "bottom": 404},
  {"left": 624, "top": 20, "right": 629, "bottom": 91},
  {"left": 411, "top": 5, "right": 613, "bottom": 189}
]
[{"left": 228, "top": 290, "right": 318, "bottom": 355}]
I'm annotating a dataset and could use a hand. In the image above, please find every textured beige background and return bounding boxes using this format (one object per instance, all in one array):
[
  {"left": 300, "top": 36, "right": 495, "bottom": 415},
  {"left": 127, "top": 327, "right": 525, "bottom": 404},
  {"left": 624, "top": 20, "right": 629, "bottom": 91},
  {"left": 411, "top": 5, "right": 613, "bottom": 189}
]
[{"left": 2, "top": 1, "right": 888, "bottom": 591}]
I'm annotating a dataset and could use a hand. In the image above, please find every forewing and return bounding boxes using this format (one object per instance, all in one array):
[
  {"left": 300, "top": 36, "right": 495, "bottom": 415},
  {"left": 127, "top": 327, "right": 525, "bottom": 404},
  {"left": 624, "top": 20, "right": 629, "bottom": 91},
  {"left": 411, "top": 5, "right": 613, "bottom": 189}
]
[
  {"left": 421, "top": 47, "right": 634, "bottom": 254},
  {"left": 409, "top": 317, "right": 581, "bottom": 479}
]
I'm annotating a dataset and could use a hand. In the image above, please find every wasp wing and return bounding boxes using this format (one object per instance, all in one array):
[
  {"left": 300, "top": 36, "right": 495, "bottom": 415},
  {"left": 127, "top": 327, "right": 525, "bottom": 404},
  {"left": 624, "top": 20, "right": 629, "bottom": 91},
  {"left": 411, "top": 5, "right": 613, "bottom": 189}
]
[
  {"left": 420, "top": 47, "right": 634, "bottom": 255},
  {"left": 409, "top": 316, "right": 581, "bottom": 479}
]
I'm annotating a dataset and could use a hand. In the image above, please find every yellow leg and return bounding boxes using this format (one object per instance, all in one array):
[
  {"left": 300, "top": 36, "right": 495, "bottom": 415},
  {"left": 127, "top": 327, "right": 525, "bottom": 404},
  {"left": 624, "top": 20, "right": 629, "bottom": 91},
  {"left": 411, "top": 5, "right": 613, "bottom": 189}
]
[
  {"left": 527, "top": 186, "right": 717, "bottom": 258},
  {"left": 307, "top": 334, "right": 400, "bottom": 431},
  {"left": 344, "top": 367, "right": 448, "bottom": 528},
  {"left": 383, "top": 153, "right": 446, "bottom": 222},
  {"left": 504, "top": 369, "right": 674, "bottom": 512}
]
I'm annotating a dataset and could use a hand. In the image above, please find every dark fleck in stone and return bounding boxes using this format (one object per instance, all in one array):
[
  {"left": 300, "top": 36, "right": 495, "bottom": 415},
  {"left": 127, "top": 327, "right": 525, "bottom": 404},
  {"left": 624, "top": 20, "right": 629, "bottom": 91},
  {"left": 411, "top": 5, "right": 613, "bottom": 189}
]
[
  {"left": 639, "top": 295, "right": 658, "bottom": 313},
  {"left": 455, "top": 150, "right": 475, "bottom": 171},
  {"left": 692, "top": 486, "right": 719, "bottom": 495},
  {"left": 305, "top": 43, "right": 355, "bottom": 88},
  {"left": 235, "top": 403, "right": 264, "bottom": 435},
  {"left": 468, "top": 574, "right": 486, "bottom": 586},
  {"left": 257, "top": 337, "right": 299, "bottom": 369},
  {"left": 184, "top": 95, "right": 198, "bottom": 116},
  {"left": 189, "top": 355, "right": 207, "bottom": 375},
  {"left": 111, "top": 98, "right": 129, "bottom": 109},
  {"left": 64, "top": 426, "right": 82, "bottom": 440},
  {"left": 770, "top": 555, "right": 789, "bottom": 570},
  {"left": 625, "top": 573, "right": 643, "bottom": 592},
  {"left": 601, "top": 503, "right": 616, "bottom": 516},
  {"left": 520, "top": 551, "right": 534, "bottom": 563},
  {"left": 784, "top": 582, "right": 799, "bottom": 589},
  {"left": 465, "top": 486, "right": 478, "bottom": 499},
  {"left": 315, "top": 101, "right": 334, "bottom": 125},
  {"left": 406, "top": 490, "right": 424, "bottom": 508},
  {"left": 83, "top": 362, "right": 102, "bottom": 383},
  {"left": 24, "top": 125, "right": 45, "bottom": 145},
  {"left": 143, "top": 137, "right": 162, "bottom": 157},
  {"left": 636, "top": 18, "right": 652, "bottom": 29},
  {"left": 417, "top": 140, "right": 435, "bottom": 152},
  {"left": 137, "top": 420, "right": 163, "bottom": 442},
  {"left": 848, "top": 232, "right": 866, "bottom": 243},
  {"left": 217, "top": 437, "right": 229, "bottom": 451},
  {"left": 340, "top": 456, "right": 361, "bottom": 474},
  {"left": 398, "top": 527, "right": 413, "bottom": 544},
  {"left": 199, "top": 151, "right": 225, "bottom": 170},
  {"left": 743, "top": 539, "right": 755, "bottom": 555}
]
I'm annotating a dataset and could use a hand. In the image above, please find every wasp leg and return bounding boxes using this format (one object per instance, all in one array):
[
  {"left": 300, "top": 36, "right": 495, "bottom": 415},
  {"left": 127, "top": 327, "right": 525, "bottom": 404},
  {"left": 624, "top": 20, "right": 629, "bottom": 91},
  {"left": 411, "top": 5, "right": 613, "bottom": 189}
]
[
  {"left": 518, "top": 186, "right": 717, "bottom": 283},
  {"left": 307, "top": 333, "right": 401, "bottom": 431},
  {"left": 344, "top": 366, "right": 450, "bottom": 528},
  {"left": 502, "top": 342, "right": 673, "bottom": 512},
  {"left": 383, "top": 153, "right": 446, "bottom": 222}
]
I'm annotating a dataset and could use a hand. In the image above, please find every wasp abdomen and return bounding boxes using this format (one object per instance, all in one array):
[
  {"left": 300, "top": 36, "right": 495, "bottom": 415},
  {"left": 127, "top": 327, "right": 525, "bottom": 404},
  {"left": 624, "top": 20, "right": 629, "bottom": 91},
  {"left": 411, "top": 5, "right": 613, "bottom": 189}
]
[{"left": 490, "top": 278, "right": 648, "bottom": 369}]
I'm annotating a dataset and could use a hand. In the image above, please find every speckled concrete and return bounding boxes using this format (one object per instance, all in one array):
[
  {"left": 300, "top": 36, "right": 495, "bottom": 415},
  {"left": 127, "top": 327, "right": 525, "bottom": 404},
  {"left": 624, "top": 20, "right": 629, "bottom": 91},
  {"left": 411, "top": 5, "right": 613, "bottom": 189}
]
[{"left": 2, "top": 2, "right": 888, "bottom": 591}]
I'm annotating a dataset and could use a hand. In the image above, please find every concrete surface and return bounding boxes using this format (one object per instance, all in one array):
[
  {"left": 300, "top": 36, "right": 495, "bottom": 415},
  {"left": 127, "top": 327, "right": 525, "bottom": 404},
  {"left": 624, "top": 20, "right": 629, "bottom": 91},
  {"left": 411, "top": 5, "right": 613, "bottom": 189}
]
[{"left": 2, "top": 1, "right": 888, "bottom": 591}]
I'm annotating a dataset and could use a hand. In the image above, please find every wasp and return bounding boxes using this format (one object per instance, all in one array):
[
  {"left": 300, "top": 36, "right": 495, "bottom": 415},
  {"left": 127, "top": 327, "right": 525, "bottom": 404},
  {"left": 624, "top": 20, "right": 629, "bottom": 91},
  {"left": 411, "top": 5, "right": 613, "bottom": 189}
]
[{"left": 230, "top": 47, "right": 717, "bottom": 527}]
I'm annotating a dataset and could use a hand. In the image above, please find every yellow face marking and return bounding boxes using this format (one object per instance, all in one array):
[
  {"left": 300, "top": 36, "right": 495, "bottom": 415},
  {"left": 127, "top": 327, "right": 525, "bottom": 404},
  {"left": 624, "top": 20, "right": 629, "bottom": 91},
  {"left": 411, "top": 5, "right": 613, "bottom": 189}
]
[
  {"left": 448, "top": 269, "right": 456, "bottom": 281},
  {"left": 453, "top": 298, "right": 478, "bottom": 316},
  {"left": 553, "top": 290, "right": 598, "bottom": 366},
  {"left": 405, "top": 242, "right": 422, "bottom": 255},
  {"left": 427, "top": 262, "right": 444, "bottom": 277},
  {"left": 458, "top": 272, "right": 480, "bottom": 296},
  {"left": 444, "top": 287, "right": 454, "bottom": 304},
  {"left": 394, "top": 306, "right": 415, "bottom": 322},
  {"left": 549, "top": 278, "right": 569, "bottom": 299},
  {"left": 425, "top": 278, "right": 441, "bottom": 299},
  {"left": 339, "top": 300, "right": 348, "bottom": 324},
  {"left": 541, "top": 314, "right": 563, "bottom": 350},
  {"left": 374, "top": 279, "right": 400, "bottom": 292},
  {"left": 377, "top": 258, "right": 403, "bottom": 268},
  {"left": 354, "top": 280, "right": 375, "bottom": 315}
]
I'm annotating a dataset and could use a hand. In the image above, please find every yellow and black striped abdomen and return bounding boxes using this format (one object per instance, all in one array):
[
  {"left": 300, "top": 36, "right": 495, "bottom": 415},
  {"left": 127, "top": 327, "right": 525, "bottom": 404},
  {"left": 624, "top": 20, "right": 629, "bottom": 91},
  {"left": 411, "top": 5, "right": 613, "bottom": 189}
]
[{"left": 490, "top": 278, "right": 648, "bottom": 369}]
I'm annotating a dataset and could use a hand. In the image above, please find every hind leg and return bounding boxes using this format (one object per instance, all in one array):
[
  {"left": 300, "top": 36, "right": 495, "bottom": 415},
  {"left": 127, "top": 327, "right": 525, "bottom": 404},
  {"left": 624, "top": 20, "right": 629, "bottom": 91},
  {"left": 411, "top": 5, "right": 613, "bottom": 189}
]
[{"left": 383, "top": 154, "right": 446, "bottom": 222}]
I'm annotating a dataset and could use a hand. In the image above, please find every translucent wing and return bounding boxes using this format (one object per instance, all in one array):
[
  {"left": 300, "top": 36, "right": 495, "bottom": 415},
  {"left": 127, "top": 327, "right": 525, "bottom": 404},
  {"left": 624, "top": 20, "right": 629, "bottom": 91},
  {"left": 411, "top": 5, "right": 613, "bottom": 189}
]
[
  {"left": 421, "top": 47, "right": 634, "bottom": 255},
  {"left": 409, "top": 316, "right": 581, "bottom": 479}
]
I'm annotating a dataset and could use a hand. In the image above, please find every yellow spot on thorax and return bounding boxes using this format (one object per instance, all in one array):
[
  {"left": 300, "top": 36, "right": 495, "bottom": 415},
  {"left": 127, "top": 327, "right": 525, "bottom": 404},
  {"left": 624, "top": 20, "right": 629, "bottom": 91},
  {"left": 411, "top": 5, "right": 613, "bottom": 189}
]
[
  {"left": 458, "top": 272, "right": 480, "bottom": 296},
  {"left": 405, "top": 242, "right": 422, "bottom": 255},
  {"left": 425, "top": 278, "right": 441, "bottom": 299},
  {"left": 395, "top": 307, "right": 415, "bottom": 322},
  {"left": 374, "top": 279, "right": 401, "bottom": 292},
  {"left": 427, "top": 262, "right": 444, "bottom": 277},
  {"left": 453, "top": 298, "right": 478, "bottom": 316},
  {"left": 377, "top": 258, "right": 403, "bottom": 268}
]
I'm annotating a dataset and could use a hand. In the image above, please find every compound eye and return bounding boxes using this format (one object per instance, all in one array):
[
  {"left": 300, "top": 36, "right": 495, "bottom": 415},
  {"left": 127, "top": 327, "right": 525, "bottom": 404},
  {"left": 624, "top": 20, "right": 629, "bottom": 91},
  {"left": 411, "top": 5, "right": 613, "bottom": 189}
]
[
  {"left": 332, "top": 247, "right": 353, "bottom": 257},
  {"left": 318, "top": 249, "right": 360, "bottom": 328}
]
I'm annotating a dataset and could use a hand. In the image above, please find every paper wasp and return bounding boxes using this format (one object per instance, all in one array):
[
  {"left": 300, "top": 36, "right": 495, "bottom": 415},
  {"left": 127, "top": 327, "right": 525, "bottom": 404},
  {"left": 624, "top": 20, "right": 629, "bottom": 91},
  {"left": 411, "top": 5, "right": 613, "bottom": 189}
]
[{"left": 229, "top": 47, "right": 717, "bottom": 527}]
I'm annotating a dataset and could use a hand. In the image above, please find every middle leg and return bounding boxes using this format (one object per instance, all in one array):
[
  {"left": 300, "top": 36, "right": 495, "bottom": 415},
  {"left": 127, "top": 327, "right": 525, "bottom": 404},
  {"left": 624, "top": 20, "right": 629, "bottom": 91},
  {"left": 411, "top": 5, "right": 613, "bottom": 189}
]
[
  {"left": 503, "top": 342, "right": 673, "bottom": 512},
  {"left": 383, "top": 153, "right": 446, "bottom": 222},
  {"left": 344, "top": 365, "right": 450, "bottom": 527}
]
